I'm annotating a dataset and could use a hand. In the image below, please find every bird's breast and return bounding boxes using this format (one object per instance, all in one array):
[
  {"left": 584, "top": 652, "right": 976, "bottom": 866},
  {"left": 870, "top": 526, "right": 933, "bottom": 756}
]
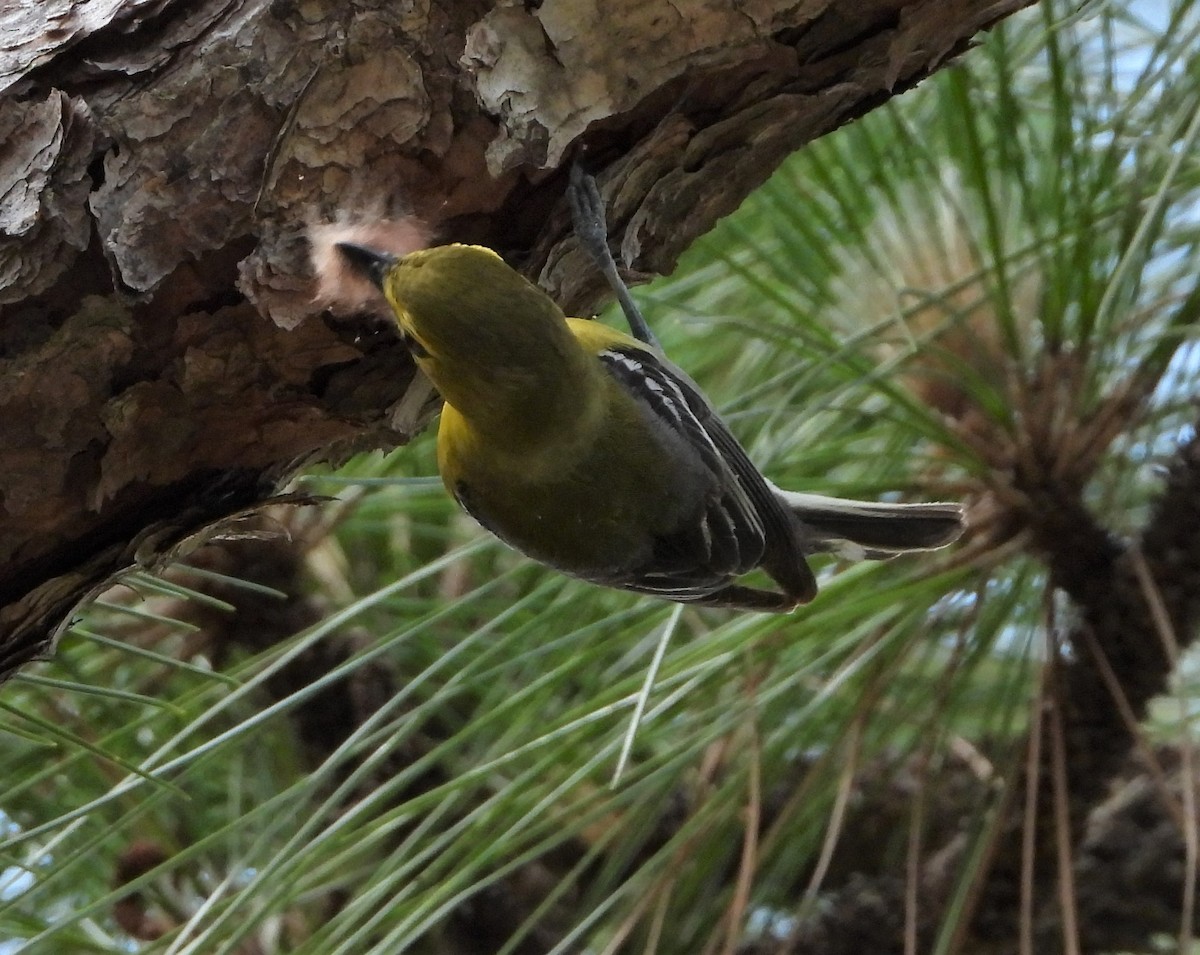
[{"left": 437, "top": 402, "right": 700, "bottom": 578}]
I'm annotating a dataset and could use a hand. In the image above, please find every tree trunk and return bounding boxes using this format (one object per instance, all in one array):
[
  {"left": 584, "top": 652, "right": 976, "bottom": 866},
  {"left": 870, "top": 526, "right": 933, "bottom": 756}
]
[{"left": 0, "top": 0, "right": 1032, "bottom": 674}]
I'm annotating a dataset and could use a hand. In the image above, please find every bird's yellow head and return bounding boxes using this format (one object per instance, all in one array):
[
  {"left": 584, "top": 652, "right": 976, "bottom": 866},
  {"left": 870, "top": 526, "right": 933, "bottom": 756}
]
[{"left": 334, "top": 242, "right": 592, "bottom": 431}]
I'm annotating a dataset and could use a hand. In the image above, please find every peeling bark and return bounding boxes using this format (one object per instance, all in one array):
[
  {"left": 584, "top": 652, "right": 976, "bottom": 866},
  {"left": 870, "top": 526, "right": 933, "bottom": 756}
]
[{"left": 0, "top": 0, "right": 1031, "bottom": 674}]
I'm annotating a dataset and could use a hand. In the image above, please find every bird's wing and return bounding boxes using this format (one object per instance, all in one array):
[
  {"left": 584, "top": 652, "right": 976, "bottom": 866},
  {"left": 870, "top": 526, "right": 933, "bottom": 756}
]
[{"left": 596, "top": 343, "right": 796, "bottom": 597}]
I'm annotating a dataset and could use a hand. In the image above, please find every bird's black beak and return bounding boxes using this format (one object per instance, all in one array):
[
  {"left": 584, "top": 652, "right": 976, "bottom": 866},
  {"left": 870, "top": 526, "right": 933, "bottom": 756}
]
[{"left": 335, "top": 243, "right": 398, "bottom": 291}]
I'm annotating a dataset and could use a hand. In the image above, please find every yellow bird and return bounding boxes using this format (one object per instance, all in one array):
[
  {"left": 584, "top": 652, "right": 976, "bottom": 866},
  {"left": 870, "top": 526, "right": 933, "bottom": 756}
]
[{"left": 334, "top": 172, "right": 963, "bottom": 611}]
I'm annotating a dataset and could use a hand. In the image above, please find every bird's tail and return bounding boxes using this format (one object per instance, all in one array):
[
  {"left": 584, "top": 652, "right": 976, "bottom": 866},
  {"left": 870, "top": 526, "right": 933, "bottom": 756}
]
[{"left": 772, "top": 487, "right": 966, "bottom": 560}]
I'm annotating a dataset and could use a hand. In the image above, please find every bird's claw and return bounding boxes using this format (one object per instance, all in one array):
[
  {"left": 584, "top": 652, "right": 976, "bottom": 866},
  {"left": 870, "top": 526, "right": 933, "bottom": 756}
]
[{"left": 568, "top": 164, "right": 612, "bottom": 269}]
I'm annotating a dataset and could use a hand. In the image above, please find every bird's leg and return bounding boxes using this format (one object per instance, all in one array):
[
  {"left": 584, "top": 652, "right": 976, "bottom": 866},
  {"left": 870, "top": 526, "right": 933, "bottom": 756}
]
[{"left": 568, "top": 164, "right": 660, "bottom": 349}]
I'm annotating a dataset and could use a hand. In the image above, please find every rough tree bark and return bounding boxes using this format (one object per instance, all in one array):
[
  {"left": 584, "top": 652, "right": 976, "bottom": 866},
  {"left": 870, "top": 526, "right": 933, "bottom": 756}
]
[{"left": 0, "top": 0, "right": 1030, "bottom": 674}]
